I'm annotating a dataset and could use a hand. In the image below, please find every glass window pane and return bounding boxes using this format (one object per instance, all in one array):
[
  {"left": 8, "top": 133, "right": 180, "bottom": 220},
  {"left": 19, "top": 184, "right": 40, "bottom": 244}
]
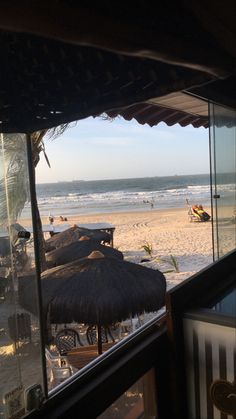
[
  {"left": 0, "top": 134, "right": 45, "bottom": 418},
  {"left": 98, "top": 369, "right": 157, "bottom": 419},
  {"left": 209, "top": 104, "right": 236, "bottom": 258}
]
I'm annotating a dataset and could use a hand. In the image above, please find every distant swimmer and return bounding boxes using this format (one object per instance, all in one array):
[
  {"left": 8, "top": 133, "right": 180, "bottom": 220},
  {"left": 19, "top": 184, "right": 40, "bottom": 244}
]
[{"left": 143, "top": 200, "right": 154, "bottom": 209}]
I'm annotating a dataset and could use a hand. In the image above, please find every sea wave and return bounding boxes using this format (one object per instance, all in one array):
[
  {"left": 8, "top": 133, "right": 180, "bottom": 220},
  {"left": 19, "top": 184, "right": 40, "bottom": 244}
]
[
  {"left": 23, "top": 185, "right": 212, "bottom": 218},
  {"left": 18, "top": 175, "right": 219, "bottom": 217}
]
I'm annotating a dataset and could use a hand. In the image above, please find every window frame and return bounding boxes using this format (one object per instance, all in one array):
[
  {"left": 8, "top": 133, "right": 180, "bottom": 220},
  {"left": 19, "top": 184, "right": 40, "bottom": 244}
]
[{"left": 27, "top": 317, "right": 169, "bottom": 419}]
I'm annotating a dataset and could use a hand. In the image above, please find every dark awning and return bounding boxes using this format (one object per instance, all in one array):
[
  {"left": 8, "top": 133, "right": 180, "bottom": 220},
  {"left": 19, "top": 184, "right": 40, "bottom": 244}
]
[
  {"left": 107, "top": 92, "right": 209, "bottom": 128},
  {"left": 0, "top": 2, "right": 235, "bottom": 133},
  {"left": 0, "top": 31, "right": 213, "bottom": 133}
]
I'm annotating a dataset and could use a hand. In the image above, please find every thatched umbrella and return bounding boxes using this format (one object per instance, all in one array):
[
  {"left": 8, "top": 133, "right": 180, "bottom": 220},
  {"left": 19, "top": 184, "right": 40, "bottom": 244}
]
[
  {"left": 46, "top": 239, "right": 123, "bottom": 268},
  {"left": 45, "top": 226, "right": 111, "bottom": 252},
  {"left": 20, "top": 251, "right": 166, "bottom": 354}
]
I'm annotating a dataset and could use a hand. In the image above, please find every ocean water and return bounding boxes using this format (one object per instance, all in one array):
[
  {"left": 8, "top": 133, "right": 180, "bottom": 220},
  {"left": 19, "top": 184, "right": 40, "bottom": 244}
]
[{"left": 25, "top": 174, "right": 214, "bottom": 218}]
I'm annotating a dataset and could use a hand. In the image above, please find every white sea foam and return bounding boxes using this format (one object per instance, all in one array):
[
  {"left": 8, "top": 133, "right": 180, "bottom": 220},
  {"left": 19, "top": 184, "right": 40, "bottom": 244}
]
[
  {"left": 29, "top": 187, "right": 211, "bottom": 218},
  {"left": 20, "top": 175, "right": 216, "bottom": 217}
]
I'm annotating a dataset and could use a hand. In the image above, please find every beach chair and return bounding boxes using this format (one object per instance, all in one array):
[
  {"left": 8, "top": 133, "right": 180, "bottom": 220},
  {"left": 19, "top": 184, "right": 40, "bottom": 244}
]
[
  {"left": 186, "top": 199, "right": 210, "bottom": 222},
  {"left": 45, "top": 348, "right": 74, "bottom": 388},
  {"left": 55, "top": 328, "right": 83, "bottom": 355},
  {"left": 86, "top": 325, "right": 115, "bottom": 345},
  {"left": 119, "top": 315, "right": 143, "bottom": 336},
  {"left": 188, "top": 207, "right": 202, "bottom": 222}
]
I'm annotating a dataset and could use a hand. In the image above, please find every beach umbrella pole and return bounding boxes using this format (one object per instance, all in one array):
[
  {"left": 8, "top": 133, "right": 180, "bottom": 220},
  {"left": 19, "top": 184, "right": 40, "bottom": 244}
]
[{"left": 97, "top": 325, "right": 103, "bottom": 355}]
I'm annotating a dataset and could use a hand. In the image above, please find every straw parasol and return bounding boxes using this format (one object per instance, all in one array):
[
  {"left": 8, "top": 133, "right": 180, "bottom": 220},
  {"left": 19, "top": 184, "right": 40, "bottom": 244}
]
[
  {"left": 21, "top": 251, "right": 166, "bottom": 354},
  {"left": 45, "top": 226, "right": 111, "bottom": 252},
  {"left": 46, "top": 239, "right": 123, "bottom": 268}
]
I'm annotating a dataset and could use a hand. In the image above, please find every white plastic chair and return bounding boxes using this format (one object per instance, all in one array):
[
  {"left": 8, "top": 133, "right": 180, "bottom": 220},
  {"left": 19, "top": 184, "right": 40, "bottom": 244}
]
[
  {"left": 119, "top": 315, "right": 143, "bottom": 337},
  {"left": 45, "top": 348, "right": 74, "bottom": 389}
]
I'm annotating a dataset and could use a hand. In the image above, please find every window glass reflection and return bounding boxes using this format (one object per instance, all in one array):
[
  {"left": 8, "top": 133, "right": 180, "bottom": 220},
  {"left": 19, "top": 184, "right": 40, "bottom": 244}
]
[
  {"left": 209, "top": 104, "right": 236, "bottom": 258},
  {"left": 98, "top": 369, "right": 157, "bottom": 419},
  {"left": 0, "top": 134, "right": 44, "bottom": 418}
]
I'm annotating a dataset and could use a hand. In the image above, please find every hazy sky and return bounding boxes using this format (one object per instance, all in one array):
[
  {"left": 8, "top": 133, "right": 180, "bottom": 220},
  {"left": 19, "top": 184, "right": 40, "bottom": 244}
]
[{"left": 36, "top": 116, "right": 209, "bottom": 183}]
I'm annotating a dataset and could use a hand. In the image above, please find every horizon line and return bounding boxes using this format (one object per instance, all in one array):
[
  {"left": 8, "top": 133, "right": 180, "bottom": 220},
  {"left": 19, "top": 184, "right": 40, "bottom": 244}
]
[{"left": 36, "top": 172, "right": 210, "bottom": 185}]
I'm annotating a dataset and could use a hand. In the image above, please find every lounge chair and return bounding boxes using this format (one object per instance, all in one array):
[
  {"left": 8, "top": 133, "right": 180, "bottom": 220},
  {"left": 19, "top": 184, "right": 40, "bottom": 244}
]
[
  {"left": 191, "top": 205, "right": 210, "bottom": 222},
  {"left": 188, "top": 206, "right": 202, "bottom": 222},
  {"left": 186, "top": 199, "right": 210, "bottom": 222}
]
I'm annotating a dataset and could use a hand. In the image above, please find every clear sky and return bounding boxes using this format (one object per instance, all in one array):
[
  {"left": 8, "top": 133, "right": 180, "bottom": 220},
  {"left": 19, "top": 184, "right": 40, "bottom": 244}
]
[{"left": 36, "top": 116, "right": 209, "bottom": 184}]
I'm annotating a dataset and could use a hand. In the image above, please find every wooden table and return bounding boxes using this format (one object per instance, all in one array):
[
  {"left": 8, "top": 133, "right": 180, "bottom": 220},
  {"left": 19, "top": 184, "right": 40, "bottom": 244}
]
[
  {"left": 67, "top": 342, "right": 115, "bottom": 370},
  {"left": 28, "top": 222, "right": 115, "bottom": 246}
]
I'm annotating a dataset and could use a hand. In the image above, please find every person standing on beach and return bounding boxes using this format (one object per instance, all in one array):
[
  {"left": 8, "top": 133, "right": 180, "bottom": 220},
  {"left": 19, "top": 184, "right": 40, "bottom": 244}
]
[{"left": 49, "top": 213, "right": 55, "bottom": 224}]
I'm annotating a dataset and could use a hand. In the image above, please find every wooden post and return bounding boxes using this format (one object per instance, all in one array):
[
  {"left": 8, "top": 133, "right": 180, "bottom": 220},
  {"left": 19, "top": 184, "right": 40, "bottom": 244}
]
[{"left": 97, "top": 325, "right": 103, "bottom": 355}]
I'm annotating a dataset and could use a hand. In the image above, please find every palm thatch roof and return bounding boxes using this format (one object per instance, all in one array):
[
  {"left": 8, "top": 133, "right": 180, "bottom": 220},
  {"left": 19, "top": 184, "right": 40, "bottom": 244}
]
[
  {"left": 19, "top": 252, "right": 166, "bottom": 326},
  {"left": 46, "top": 240, "right": 123, "bottom": 268},
  {"left": 45, "top": 226, "right": 111, "bottom": 252}
]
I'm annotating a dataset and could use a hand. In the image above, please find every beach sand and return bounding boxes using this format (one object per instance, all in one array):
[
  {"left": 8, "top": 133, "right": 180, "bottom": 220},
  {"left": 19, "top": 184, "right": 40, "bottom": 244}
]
[
  {"left": 0, "top": 207, "right": 214, "bottom": 406},
  {"left": 39, "top": 206, "right": 214, "bottom": 281}
]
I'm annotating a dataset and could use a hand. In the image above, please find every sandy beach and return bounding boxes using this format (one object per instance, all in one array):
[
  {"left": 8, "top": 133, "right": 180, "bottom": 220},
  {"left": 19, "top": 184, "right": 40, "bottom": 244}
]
[
  {"left": 0, "top": 206, "right": 214, "bottom": 408},
  {"left": 39, "top": 206, "right": 214, "bottom": 283}
]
